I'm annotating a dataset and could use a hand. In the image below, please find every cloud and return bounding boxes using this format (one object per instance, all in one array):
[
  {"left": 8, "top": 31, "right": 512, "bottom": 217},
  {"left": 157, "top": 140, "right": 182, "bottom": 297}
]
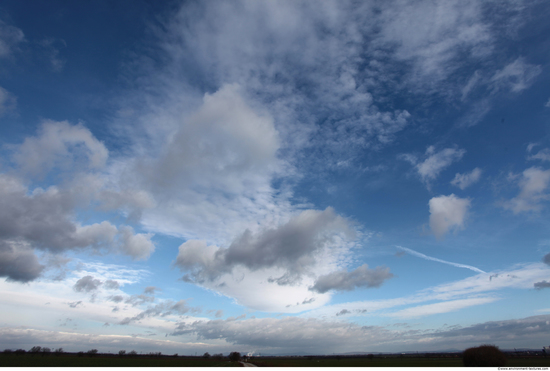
[
  {"left": 13, "top": 120, "right": 108, "bottom": 179},
  {"left": 451, "top": 168, "right": 482, "bottom": 190},
  {"left": 103, "top": 280, "right": 120, "bottom": 290},
  {"left": 534, "top": 281, "right": 550, "bottom": 290},
  {"left": 0, "top": 241, "right": 44, "bottom": 282},
  {"left": 397, "top": 246, "right": 485, "bottom": 274},
  {"left": 543, "top": 253, "right": 550, "bottom": 265},
  {"left": 0, "top": 86, "right": 16, "bottom": 117},
  {"left": 404, "top": 146, "right": 466, "bottom": 186},
  {"left": 546, "top": 98, "right": 550, "bottom": 108},
  {"left": 175, "top": 207, "right": 355, "bottom": 284},
  {"left": 335, "top": 309, "right": 351, "bottom": 316},
  {"left": 387, "top": 297, "right": 498, "bottom": 318},
  {"left": 528, "top": 148, "right": 550, "bottom": 162},
  {"left": 143, "top": 286, "right": 159, "bottom": 295},
  {"left": 310, "top": 264, "right": 393, "bottom": 294},
  {"left": 68, "top": 301, "right": 82, "bottom": 308},
  {"left": 428, "top": 194, "right": 471, "bottom": 238},
  {"left": 503, "top": 167, "right": 550, "bottom": 213},
  {"left": 73, "top": 276, "right": 102, "bottom": 293},
  {"left": 120, "top": 300, "right": 197, "bottom": 325},
  {"left": 0, "top": 171, "right": 157, "bottom": 280},
  {"left": 118, "top": 226, "right": 155, "bottom": 261},
  {"left": 0, "top": 20, "right": 25, "bottom": 58},
  {"left": 491, "top": 57, "right": 541, "bottom": 93}
]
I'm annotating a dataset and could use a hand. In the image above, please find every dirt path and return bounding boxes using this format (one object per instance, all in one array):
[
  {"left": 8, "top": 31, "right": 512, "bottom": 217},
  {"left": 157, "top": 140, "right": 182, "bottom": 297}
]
[{"left": 239, "top": 361, "right": 257, "bottom": 367}]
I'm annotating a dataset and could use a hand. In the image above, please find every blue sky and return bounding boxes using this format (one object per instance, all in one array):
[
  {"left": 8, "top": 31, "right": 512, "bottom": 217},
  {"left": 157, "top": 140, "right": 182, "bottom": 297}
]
[{"left": 1, "top": 0, "right": 550, "bottom": 355}]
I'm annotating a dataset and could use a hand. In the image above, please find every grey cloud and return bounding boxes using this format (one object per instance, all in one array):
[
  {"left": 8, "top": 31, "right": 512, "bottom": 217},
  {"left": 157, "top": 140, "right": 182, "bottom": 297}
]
[
  {"left": 534, "top": 281, "right": 550, "bottom": 290},
  {"left": 542, "top": 253, "right": 550, "bottom": 265},
  {"left": 125, "top": 294, "right": 155, "bottom": 306},
  {"left": 108, "top": 295, "right": 124, "bottom": 303},
  {"left": 302, "top": 298, "right": 315, "bottom": 305},
  {"left": 13, "top": 120, "right": 108, "bottom": 179},
  {"left": 103, "top": 280, "right": 120, "bottom": 290},
  {"left": 112, "top": 306, "right": 119, "bottom": 312},
  {"left": 0, "top": 172, "right": 156, "bottom": 281},
  {"left": 310, "top": 264, "right": 393, "bottom": 294},
  {"left": 0, "top": 241, "right": 44, "bottom": 282},
  {"left": 120, "top": 300, "right": 196, "bottom": 325},
  {"left": 175, "top": 207, "right": 355, "bottom": 283},
  {"left": 68, "top": 301, "right": 82, "bottom": 308},
  {"left": 143, "top": 286, "right": 159, "bottom": 295},
  {"left": 73, "top": 276, "right": 102, "bottom": 293},
  {"left": 336, "top": 309, "right": 350, "bottom": 316},
  {"left": 215, "top": 310, "right": 223, "bottom": 318}
]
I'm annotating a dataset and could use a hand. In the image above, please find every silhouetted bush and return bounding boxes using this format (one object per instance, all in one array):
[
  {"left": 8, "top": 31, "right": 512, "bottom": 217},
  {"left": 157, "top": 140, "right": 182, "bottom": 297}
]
[
  {"left": 29, "top": 346, "right": 41, "bottom": 354},
  {"left": 14, "top": 349, "right": 26, "bottom": 355},
  {"left": 212, "top": 353, "right": 224, "bottom": 360},
  {"left": 463, "top": 345, "right": 507, "bottom": 367},
  {"left": 87, "top": 349, "right": 98, "bottom": 357},
  {"left": 128, "top": 350, "right": 138, "bottom": 356},
  {"left": 41, "top": 347, "right": 51, "bottom": 356},
  {"left": 203, "top": 352, "right": 211, "bottom": 359},
  {"left": 54, "top": 348, "right": 63, "bottom": 356},
  {"left": 229, "top": 351, "right": 241, "bottom": 362},
  {"left": 118, "top": 350, "right": 126, "bottom": 357},
  {"left": 77, "top": 351, "right": 84, "bottom": 357}
]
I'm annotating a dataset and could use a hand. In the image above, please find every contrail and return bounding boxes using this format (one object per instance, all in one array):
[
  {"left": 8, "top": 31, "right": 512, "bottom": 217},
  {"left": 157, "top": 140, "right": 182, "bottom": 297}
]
[{"left": 396, "top": 246, "right": 486, "bottom": 274}]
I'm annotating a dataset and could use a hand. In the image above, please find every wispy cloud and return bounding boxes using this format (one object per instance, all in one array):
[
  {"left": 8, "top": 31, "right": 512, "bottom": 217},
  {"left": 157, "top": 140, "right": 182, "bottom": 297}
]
[{"left": 396, "top": 246, "right": 485, "bottom": 273}]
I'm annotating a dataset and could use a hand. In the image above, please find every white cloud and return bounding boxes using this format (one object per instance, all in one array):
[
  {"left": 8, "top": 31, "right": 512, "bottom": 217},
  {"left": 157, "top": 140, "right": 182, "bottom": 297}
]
[
  {"left": 387, "top": 297, "right": 498, "bottom": 319},
  {"left": 429, "top": 194, "right": 471, "bottom": 239},
  {"left": 451, "top": 167, "right": 482, "bottom": 189},
  {"left": 13, "top": 120, "right": 108, "bottom": 179},
  {"left": 503, "top": 167, "right": 550, "bottom": 213},
  {"left": 528, "top": 148, "right": 550, "bottom": 162},
  {"left": 545, "top": 98, "right": 550, "bottom": 108},
  {"left": 405, "top": 146, "right": 466, "bottom": 187},
  {"left": 491, "top": 57, "right": 542, "bottom": 93},
  {"left": 174, "top": 207, "right": 357, "bottom": 312}
]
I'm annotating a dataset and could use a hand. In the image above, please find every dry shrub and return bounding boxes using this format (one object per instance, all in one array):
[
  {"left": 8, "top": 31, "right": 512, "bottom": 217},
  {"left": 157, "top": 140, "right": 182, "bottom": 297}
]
[{"left": 463, "top": 344, "right": 507, "bottom": 367}]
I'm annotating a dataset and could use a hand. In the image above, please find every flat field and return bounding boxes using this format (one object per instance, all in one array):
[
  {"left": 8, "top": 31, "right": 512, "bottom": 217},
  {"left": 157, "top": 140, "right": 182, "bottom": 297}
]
[
  {"left": 248, "top": 355, "right": 550, "bottom": 367},
  {"left": 0, "top": 354, "right": 240, "bottom": 367}
]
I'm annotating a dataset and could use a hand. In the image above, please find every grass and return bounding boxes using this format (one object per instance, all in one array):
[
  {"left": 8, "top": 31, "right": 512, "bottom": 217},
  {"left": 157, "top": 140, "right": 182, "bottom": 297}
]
[
  {"left": 0, "top": 354, "right": 241, "bottom": 367},
  {"left": 248, "top": 355, "right": 550, "bottom": 367}
]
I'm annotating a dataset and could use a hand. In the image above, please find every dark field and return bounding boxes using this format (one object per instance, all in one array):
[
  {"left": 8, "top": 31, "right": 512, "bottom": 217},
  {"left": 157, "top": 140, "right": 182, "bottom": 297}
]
[
  {"left": 249, "top": 355, "right": 550, "bottom": 367},
  {"left": 0, "top": 354, "right": 240, "bottom": 367},
  {"left": 2, "top": 353, "right": 550, "bottom": 367}
]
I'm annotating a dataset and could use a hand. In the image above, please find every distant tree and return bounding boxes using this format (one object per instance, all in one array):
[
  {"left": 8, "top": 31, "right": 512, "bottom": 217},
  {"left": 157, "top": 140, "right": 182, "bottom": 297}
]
[
  {"left": 54, "top": 348, "right": 64, "bottom": 356},
  {"left": 212, "top": 353, "right": 224, "bottom": 360},
  {"left": 29, "top": 346, "right": 42, "bottom": 354},
  {"left": 229, "top": 352, "right": 241, "bottom": 362},
  {"left": 41, "top": 347, "right": 51, "bottom": 356},
  {"left": 87, "top": 349, "right": 99, "bottom": 357},
  {"left": 118, "top": 350, "right": 126, "bottom": 357},
  {"left": 203, "top": 352, "right": 211, "bottom": 359},
  {"left": 173, "top": 353, "right": 178, "bottom": 357},
  {"left": 3, "top": 349, "right": 13, "bottom": 354},
  {"left": 128, "top": 350, "right": 138, "bottom": 356},
  {"left": 77, "top": 351, "right": 84, "bottom": 357},
  {"left": 14, "top": 349, "right": 26, "bottom": 355},
  {"left": 463, "top": 345, "right": 507, "bottom": 367}
]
